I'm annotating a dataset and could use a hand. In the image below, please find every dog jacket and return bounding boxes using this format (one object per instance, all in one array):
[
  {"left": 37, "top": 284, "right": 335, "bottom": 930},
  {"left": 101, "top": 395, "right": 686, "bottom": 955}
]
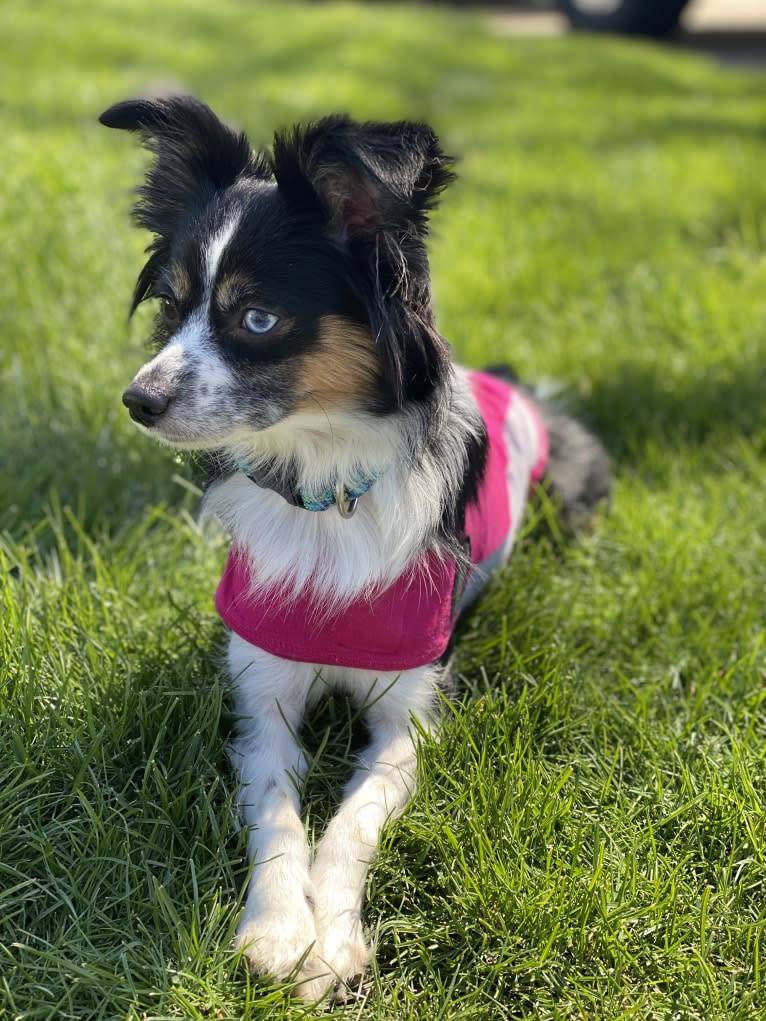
[{"left": 215, "top": 371, "right": 548, "bottom": 671}]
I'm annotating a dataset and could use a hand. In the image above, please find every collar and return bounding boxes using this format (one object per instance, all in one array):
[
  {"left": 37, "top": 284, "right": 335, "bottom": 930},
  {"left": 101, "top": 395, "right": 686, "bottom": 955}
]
[{"left": 234, "top": 456, "right": 381, "bottom": 518}]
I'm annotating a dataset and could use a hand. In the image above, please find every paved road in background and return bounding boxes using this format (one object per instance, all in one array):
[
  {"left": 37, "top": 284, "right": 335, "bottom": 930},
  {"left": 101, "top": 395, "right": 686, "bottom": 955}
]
[{"left": 487, "top": 0, "right": 766, "bottom": 66}]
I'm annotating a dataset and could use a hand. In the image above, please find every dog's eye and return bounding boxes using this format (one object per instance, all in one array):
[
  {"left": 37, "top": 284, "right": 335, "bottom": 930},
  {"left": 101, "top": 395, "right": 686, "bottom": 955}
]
[
  {"left": 242, "top": 309, "right": 279, "bottom": 335},
  {"left": 159, "top": 296, "right": 179, "bottom": 324}
]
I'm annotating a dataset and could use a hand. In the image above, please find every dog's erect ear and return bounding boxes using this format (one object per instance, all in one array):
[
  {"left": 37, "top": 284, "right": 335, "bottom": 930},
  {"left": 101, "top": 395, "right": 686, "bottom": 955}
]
[
  {"left": 271, "top": 115, "right": 454, "bottom": 242},
  {"left": 272, "top": 117, "right": 455, "bottom": 403},
  {"left": 100, "top": 96, "right": 270, "bottom": 240}
]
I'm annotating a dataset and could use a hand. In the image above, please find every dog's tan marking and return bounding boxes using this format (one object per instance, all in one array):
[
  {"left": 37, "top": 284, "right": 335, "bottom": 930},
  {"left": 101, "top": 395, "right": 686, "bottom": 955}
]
[
  {"left": 166, "top": 263, "right": 192, "bottom": 303},
  {"left": 215, "top": 272, "right": 254, "bottom": 313},
  {"left": 294, "top": 315, "right": 381, "bottom": 412}
]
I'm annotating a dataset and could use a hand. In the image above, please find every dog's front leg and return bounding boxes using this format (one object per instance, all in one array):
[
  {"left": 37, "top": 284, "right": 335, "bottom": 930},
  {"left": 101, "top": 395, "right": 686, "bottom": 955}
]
[
  {"left": 310, "top": 663, "right": 440, "bottom": 996},
  {"left": 227, "top": 637, "right": 326, "bottom": 998}
]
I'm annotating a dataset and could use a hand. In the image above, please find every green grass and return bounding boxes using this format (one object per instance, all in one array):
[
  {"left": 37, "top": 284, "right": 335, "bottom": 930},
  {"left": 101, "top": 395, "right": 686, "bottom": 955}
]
[{"left": 2, "top": 1, "right": 766, "bottom": 1018}]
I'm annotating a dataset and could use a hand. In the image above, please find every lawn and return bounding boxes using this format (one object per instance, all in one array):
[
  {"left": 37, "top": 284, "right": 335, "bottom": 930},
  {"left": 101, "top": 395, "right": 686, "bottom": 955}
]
[{"left": 1, "top": 1, "right": 766, "bottom": 1018}]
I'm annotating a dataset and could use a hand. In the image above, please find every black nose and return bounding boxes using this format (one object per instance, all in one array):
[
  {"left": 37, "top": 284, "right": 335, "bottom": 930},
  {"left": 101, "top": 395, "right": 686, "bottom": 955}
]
[{"left": 122, "top": 385, "right": 170, "bottom": 428}]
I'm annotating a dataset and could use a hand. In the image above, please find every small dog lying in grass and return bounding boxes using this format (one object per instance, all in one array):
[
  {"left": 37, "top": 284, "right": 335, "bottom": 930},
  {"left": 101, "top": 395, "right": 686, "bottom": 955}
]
[{"left": 101, "top": 95, "right": 609, "bottom": 1000}]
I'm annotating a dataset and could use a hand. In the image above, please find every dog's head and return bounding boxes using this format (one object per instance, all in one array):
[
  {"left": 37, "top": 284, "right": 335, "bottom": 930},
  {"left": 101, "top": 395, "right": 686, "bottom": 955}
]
[{"left": 101, "top": 96, "right": 455, "bottom": 450}]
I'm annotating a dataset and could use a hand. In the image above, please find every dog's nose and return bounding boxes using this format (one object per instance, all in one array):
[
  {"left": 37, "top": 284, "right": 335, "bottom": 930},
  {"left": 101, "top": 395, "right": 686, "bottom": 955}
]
[{"left": 122, "top": 385, "right": 170, "bottom": 427}]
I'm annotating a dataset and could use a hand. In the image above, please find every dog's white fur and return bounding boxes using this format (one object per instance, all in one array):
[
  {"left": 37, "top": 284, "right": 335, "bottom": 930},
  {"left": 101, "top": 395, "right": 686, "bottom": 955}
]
[{"left": 227, "top": 637, "right": 441, "bottom": 1000}]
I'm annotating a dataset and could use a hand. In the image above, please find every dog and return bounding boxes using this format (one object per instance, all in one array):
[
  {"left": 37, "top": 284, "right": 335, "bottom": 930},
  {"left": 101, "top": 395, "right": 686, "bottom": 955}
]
[{"left": 101, "top": 95, "right": 610, "bottom": 1001}]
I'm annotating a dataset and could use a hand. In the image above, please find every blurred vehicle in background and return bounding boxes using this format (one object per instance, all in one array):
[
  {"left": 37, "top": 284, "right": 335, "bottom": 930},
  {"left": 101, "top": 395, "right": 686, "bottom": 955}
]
[{"left": 558, "top": 0, "right": 691, "bottom": 35}]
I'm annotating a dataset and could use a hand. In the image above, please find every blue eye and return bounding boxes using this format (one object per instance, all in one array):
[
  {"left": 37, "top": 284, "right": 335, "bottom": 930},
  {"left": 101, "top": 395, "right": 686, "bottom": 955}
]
[{"left": 242, "top": 309, "right": 279, "bottom": 335}]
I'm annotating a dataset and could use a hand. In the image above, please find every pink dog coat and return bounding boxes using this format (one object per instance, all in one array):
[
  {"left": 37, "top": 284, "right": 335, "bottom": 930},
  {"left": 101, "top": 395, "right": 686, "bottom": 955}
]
[{"left": 216, "top": 371, "right": 548, "bottom": 671}]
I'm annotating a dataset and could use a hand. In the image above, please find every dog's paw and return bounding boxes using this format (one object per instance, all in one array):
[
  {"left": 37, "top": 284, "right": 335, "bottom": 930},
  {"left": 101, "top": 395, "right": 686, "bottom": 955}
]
[
  {"left": 292, "top": 968, "right": 335, "bottom": 1003},
  {"left": 234, "top": 896, "right": 323, "bottom": 988},
  {"left": 317, "top": 917, "right": 371, "bottom": 1000}
]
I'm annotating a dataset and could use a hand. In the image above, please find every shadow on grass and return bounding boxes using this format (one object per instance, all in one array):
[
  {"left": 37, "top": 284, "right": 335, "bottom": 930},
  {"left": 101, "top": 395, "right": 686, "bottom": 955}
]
[
  {"left": 0, "top": 404, "right": 198, "bottom": 540},
  {"left": 588, "top": 354, "right": 765, "bottom": 465}
]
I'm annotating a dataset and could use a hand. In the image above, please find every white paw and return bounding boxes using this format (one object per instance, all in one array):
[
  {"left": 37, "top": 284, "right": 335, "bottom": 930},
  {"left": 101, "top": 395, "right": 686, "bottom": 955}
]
[
  {"left": 292, "top": 969, "right": 335, "bottom": 1003},
  {"left": 234, "top": 895, "right": 323, "bottom": 986},
  {"left": 317, "top": 916, "right": 371, "bottom": 998}
]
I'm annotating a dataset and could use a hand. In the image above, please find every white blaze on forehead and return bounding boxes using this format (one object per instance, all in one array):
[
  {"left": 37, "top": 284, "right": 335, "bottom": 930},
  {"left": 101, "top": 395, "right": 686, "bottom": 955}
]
[
  {"left": 205, "top": 214, "right": 241, "bottom": 292},
  {"left": 130, "top": 217, "right": 242, "bottom": 403}
]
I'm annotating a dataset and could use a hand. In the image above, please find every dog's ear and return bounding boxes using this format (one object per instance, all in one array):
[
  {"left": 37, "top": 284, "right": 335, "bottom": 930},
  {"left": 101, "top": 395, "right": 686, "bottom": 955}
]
[
  {"left": 271, "top": 115, "right": 454, "bottom": 242},
  {"left": 100, "top": 95, "right": 269, "bottom": 241},
  {"left": 272, "top": 117, "right": 456, "bottom": 404}
]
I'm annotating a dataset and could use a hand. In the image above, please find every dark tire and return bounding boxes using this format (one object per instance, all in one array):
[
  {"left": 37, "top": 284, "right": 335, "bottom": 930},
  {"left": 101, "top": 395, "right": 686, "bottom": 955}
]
[{"left": 559, "top": 0, "right": 690, "bottom": 36}]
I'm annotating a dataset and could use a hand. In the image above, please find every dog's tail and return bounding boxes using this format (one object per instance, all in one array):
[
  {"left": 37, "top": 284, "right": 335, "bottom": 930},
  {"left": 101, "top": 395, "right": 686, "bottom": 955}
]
[
  {"left": 483, "top": 363, "right": 611, "bottom": 531},
  {"left": 536, "top": 403, "right": 611, "bottom": 530}
]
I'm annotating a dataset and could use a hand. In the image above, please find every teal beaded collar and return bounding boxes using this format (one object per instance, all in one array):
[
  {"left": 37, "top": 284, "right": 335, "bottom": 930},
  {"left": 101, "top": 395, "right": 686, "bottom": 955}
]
[{"left": 234, "top": 457, "right": 381, "bottom": 519}]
